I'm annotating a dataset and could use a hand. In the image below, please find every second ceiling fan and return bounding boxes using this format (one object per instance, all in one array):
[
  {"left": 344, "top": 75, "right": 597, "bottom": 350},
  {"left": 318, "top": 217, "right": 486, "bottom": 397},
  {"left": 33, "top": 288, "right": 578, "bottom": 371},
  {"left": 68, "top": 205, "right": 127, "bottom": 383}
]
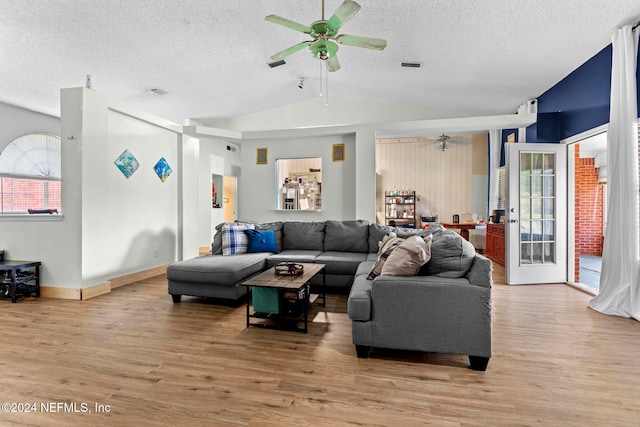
[{"left": 265, "top": 0, "right": 387, "bottom": 72}]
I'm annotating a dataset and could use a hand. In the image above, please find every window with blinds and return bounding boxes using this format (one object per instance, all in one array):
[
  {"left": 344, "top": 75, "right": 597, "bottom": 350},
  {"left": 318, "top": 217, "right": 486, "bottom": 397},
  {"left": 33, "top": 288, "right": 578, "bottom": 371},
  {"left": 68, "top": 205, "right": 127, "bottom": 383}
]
[
  {"left": 0, "top": 133, "right": 61, "bottom": 214},
  {"left": 497, "top": 166, "right": 507, "bottom": 210}
]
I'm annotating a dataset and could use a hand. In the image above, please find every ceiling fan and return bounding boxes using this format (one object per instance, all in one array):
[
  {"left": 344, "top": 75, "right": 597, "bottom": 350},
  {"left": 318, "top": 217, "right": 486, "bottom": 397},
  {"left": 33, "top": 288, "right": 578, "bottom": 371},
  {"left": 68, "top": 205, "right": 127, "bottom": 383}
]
[
  {"left": 265, "top": 0, "right": 387, "bottom": 72},
  {"left": 435, "top": 133, "right": 462, "bottom": 151}
]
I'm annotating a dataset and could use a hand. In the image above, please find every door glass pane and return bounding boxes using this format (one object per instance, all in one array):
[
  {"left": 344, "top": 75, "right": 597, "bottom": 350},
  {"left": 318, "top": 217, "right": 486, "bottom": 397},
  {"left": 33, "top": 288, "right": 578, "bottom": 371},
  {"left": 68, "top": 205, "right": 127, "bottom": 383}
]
[
  {"left": 532, "top": 243, "right": 543, "bottom": 263},
  {"left": 521, "top": 243, "right": 531, "bottom": 264},
  {"left": 532, "top": 198, "right": 542, "bottom": 219},
  {"left": 543, "top": 198, "right": 554, "bottom": 219},
  {"left": 543, "top": 220, "right": 555, "bottom": 241},
  {"left": 520, "top": 198, "right": 531, "bottom": 219},
  {"left": 521, "top": 220, "right": 531, "bottom": 242},
  {"left": 519, "top": 151, "right": 556, "bottom": 265},
  {"left": 520, "top": 175, "right": 531, "bottom": 198},
  {"left": 544, "top": 153, "right": 555, "bottom": 174},
  {"left": 544, "top": 242, "right": 555, "bottom": 263},
  {"left": 532, "top": 175, "right": 543, "bottom": 197},
  {"left": 531, "top": 220, "right": 543, "bottom": 241},
  {"left": 543, "top": 176, "right": 554, "bottom": 197},
  {"left": 520, "top": 153, "right": 531, "bottom": 173},
  {"left": 532, "top": 153, "right": 543, "bottom": 174}
]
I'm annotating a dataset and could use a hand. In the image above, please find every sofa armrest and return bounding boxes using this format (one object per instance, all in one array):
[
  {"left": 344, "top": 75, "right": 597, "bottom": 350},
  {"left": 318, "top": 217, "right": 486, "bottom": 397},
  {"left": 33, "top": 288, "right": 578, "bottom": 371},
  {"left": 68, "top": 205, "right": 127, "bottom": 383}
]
[
  {"left": 367, "top": 276, "right": 492, "bottom": 357},
  {"left": 465, "top": 254, "right": 493, "bottom": 288}
]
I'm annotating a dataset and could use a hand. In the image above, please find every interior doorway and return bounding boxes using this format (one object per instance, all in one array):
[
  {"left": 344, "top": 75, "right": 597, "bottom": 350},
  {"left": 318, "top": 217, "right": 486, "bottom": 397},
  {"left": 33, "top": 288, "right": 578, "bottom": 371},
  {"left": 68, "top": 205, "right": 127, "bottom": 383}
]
[
  {"left": 570, "top": 131, "right": 606, "bottom": 293},
  {"left": 223, "top": 176, "right": 237, "bottom": 222}
]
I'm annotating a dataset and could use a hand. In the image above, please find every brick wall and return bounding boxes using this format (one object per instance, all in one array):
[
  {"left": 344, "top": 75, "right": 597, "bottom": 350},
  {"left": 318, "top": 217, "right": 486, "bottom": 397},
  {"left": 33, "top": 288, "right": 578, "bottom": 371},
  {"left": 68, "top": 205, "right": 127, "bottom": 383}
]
[{"left": 574, "top": 144, "right": 604, "bottom": 278}]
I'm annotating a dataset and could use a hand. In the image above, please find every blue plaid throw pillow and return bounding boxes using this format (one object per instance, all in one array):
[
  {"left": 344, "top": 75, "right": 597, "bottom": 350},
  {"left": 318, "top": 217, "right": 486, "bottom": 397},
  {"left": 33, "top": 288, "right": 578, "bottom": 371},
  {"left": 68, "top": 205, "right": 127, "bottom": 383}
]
[{"left": 222, "top": 223, "right": 255, "bottom": 255}]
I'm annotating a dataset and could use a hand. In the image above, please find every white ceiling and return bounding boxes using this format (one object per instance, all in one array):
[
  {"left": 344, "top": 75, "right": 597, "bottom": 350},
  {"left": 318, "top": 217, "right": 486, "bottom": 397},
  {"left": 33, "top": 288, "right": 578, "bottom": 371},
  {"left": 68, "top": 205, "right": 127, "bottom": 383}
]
[{"left": 1, "top": 1, "right": 639, "bottom": 126}]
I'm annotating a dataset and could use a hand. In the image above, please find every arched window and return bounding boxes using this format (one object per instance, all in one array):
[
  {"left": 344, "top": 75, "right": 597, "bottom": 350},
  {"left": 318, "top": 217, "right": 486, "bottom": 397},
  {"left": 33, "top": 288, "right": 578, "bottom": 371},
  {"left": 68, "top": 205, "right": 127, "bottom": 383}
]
[{"left": 0, "top": 133, "right": 61, "bottom": 214}]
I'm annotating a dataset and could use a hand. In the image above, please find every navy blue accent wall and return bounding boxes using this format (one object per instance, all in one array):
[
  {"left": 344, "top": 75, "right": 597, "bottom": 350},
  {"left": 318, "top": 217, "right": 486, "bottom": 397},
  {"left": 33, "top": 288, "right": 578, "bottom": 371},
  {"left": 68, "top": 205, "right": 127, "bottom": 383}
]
[
  {"left": 528, "top": 41, "right": 640, "bottom": 143},
  {"left": 532, "top": 45, "right": 612, "bottom": 142}
]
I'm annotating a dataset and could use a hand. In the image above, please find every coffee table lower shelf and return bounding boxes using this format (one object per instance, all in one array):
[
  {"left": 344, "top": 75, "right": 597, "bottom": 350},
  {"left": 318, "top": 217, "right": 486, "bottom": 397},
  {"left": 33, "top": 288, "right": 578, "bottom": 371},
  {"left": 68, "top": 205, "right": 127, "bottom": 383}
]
[{"left": 246, "top": 292, "right": 320, "bottom": 333}]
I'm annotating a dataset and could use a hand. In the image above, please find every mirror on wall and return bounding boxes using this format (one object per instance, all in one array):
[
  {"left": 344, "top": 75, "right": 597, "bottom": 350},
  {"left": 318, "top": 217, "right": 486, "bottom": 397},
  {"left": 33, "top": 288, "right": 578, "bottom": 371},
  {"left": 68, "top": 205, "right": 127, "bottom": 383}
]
[{"left": 276, "top": 158, "right": 322, "bottom": 210}]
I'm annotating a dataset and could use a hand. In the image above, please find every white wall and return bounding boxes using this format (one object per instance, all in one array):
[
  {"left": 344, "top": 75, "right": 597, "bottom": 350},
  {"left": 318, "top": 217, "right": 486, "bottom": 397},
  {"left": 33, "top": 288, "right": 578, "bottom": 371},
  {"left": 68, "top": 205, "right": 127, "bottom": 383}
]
[
  {"left": 239, "top": 134, "right": 356, "bottom": 222},
  {"left": 61, "top": 88, "right": 183, "bottom": 288},
  {"left": 0, "top": 102, "right": 60, "bottom": 150}
]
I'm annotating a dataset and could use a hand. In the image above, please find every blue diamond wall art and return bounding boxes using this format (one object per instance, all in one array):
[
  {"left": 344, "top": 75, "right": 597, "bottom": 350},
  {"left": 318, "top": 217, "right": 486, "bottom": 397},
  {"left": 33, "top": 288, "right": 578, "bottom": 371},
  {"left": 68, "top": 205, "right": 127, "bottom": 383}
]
[
  {"left": 153, "top": 157, "right": 173, "bottom": 183},
  {"left": 114, "top": 149, "right": 140, "bottom": 179}
]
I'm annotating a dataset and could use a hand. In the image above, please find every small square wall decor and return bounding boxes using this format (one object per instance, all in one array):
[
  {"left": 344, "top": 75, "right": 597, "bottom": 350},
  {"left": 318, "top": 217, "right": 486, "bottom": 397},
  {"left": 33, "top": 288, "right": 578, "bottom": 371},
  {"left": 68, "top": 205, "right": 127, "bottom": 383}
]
[
  {"left": 256, "top": 147, "right": 268, "bottom": 164},
  {"left": 153, "top": 157, "right": 173, "bottom": 182},
  {"left": 114, "top": 149, "right": 140, "bottom": 179}
]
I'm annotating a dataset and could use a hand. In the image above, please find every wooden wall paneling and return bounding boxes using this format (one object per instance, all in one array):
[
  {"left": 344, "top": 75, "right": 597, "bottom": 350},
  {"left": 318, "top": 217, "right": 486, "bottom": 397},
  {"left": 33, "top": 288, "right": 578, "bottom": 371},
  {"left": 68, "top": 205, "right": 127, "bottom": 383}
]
[{"left": 376, "top": 137, "right": 476, "bottom": 226}]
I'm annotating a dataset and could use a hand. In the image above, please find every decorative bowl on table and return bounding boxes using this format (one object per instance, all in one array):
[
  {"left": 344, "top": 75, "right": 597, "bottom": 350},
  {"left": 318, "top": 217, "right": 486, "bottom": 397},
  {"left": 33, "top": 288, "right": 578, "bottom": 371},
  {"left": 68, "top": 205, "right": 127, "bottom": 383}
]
[{"left": 275, "top": 262, "right": 304, "bottom": 276}]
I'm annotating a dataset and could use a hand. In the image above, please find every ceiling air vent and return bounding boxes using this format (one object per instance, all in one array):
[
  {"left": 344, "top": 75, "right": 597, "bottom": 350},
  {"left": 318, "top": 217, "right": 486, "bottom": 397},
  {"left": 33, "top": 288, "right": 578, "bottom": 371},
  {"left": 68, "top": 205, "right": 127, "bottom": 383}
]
[
  {"left": 401, "top": 62, "right": 423, "bottom": 68},
  {"left": 268, "top": 59, "right": 286, "bottom": 68},
  {"left": 148, "top": 88, "right": 167, "bottom": 95}
]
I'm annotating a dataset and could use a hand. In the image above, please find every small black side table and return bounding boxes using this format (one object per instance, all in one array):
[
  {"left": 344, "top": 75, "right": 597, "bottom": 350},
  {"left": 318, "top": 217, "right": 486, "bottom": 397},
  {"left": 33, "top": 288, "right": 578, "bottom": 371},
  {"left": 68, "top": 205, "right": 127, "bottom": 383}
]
[{"left": 0, "top": 261, "right": 41, "bottom": 303}]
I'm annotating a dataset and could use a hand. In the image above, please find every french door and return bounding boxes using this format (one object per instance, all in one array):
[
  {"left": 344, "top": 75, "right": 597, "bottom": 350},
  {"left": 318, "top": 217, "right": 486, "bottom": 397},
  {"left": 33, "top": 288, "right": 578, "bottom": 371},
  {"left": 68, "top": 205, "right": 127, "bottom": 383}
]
[{"left": 506, "top": 143, "right": 568, "bottom": 284}]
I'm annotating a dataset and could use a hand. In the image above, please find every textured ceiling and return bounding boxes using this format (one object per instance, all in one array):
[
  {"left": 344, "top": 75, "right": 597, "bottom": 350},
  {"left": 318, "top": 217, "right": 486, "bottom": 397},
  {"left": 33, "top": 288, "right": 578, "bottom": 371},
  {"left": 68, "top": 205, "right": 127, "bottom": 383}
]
[{"left": 1, "top": 0, "right": 639, "bottom": 126}]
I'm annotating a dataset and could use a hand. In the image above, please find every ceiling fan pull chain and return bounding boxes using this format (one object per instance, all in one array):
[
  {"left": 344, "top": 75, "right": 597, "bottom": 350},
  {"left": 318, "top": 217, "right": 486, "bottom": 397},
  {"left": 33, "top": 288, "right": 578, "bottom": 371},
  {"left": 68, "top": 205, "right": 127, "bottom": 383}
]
[{"left": 325, "top": 65, "right": 329, "bottom": 106}]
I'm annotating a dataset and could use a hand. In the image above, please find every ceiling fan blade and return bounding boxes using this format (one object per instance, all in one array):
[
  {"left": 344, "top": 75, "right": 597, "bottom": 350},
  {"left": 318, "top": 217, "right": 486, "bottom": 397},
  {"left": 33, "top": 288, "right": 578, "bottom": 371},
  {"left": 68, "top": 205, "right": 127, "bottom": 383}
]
[
  {"left": 265, "top": 15, "right": 312, "bottom": 34},
  {"left": 327, "top": 0, "right": 361, "bottom": 31},
  {"left": 325, "top": 55, "right": 341, "bottom": 72},
  {"left": 336, "top": 34, "right": 387, "bottom": 50},
  {"left": 270, "top": 41, "right": 312, "bottom": 61}
]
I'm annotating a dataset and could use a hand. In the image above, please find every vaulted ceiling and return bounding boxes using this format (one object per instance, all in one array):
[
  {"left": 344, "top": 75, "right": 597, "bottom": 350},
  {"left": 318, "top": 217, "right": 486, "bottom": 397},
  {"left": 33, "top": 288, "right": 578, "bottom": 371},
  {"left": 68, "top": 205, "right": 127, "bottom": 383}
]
[{"left": 1, "top": 1, "right": 639, "bottom": 126}]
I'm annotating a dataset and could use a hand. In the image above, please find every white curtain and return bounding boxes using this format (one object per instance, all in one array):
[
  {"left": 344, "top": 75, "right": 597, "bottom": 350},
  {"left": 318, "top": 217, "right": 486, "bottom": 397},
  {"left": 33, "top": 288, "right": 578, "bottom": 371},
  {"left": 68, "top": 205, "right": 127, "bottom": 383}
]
[
  {"left": 589, "top": 25, "right": 640, "bottom": 320},
  {"left": 488, "top": 129, "right": 502, "bottom": 213}
]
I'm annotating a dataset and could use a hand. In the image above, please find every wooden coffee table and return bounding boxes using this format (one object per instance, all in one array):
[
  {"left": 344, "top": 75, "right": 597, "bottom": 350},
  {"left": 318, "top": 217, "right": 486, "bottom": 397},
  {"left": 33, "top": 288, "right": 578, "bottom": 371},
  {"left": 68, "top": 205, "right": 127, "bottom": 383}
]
[{"left": 240, "top": 263, "right": 325, "bottom": 333}]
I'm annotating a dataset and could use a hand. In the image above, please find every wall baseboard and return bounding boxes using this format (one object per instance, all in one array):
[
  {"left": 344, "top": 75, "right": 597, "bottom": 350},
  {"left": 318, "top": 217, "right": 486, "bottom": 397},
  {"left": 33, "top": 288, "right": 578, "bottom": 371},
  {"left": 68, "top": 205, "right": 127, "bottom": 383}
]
[
  {"left": 40, "top": 286, "right": 82, "bottom": 300},
  {"left": 39, "top": 264, "right": 169, "bottom": 301},
  {"left": 81, "top": 282, "right": 111, "bottom": 300},
  {"left": 107, "top": 264, "right": 169, "bottom": 289}
]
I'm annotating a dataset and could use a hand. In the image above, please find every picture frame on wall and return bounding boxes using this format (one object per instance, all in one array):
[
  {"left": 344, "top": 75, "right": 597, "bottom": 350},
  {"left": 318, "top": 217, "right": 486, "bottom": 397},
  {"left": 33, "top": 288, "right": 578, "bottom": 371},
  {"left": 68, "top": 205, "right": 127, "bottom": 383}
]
[
  {"left": 256, "top": 147, "right": 268, "bottom": 164},
  {"left": 332, "top": 143, "right": 345, "bottom": 162}
]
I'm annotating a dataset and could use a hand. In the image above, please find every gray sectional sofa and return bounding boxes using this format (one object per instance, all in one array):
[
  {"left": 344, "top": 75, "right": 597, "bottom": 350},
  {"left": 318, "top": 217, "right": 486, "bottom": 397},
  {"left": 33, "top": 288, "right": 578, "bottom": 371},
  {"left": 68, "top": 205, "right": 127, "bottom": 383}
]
[{"left": 166, "top": 220, "right": 493, "bottom": 370}]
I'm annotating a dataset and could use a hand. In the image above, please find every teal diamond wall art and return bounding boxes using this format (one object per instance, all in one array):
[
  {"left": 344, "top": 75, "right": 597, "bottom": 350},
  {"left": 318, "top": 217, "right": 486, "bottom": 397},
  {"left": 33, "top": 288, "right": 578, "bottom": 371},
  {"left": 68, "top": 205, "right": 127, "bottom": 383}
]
[
  {"left": 114, "top": 149, "right": 140, "bottom": 179},
  {"left": 153, "top": 157, "right": 173, "bottom": 183}
]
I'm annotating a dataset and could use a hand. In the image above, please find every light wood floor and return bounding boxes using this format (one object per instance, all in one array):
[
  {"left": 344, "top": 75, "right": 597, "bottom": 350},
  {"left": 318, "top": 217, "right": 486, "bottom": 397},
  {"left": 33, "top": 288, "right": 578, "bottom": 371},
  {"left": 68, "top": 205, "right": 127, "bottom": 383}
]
[{"left": 1, "top": 265, "right": 639, "bottom": 426}]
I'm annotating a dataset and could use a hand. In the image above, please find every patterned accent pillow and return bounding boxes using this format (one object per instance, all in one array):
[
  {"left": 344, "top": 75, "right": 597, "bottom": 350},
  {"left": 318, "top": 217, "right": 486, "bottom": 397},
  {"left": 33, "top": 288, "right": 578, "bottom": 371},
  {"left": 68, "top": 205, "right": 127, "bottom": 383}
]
[
  {"left": 222, "top": 223, "right": 255, "bottom": 255},
  {"left": 367, "top": 235, "right": 405, "bottom": 280}
]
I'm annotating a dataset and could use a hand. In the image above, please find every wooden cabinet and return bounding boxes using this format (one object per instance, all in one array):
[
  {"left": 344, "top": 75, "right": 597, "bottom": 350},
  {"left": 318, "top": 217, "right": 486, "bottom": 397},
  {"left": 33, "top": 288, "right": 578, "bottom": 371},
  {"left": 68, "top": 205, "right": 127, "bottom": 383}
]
[
  {"left": 486, "top": 224, "right": 505, "bottom": 266},
  {"left": 385, "top": 191, "right": 416, "bottom": 228}
]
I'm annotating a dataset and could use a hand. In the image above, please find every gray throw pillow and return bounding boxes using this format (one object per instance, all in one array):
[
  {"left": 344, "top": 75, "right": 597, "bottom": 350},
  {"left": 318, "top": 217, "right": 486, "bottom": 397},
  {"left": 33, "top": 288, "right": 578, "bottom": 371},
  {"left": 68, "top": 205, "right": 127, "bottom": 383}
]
[
  {"left": 368, "top": 223, "right": 393, "bottom": 253},
  {"left": 422, "top": 230, "right": 476, "bottom": 278}
]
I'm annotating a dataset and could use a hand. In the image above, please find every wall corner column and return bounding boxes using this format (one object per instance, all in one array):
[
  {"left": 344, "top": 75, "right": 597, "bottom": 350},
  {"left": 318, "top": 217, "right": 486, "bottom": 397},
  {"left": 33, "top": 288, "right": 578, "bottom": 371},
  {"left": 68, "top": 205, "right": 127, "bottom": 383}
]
[{"left": 354, "top": 128, "right": 376, "bottom": 222}]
